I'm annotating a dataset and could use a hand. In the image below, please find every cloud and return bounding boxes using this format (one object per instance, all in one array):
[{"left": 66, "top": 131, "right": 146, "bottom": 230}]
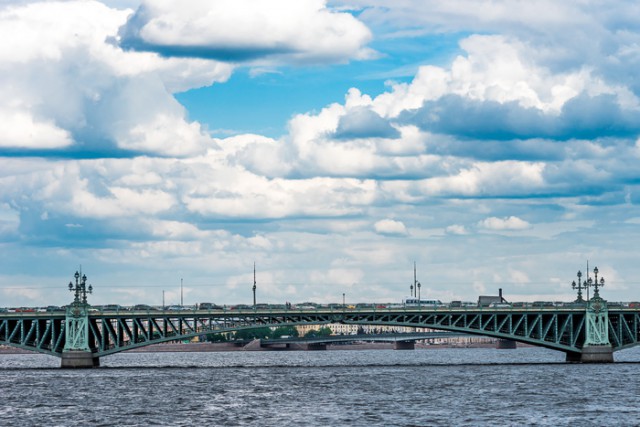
[
  {"left": 371, "top": 34, "right": 640, "bottom": 143},
  {"left": 220, "top": 33, "right": 640, "bottom": 188},
  {"left": 374, "top": 219, "right": 408, "bottom": 235},
  {"left": 0, "top": 110, "right": 73, "bottom": 149},
  {"left": 355, "top": 1, "right": 640, "bottom": 87},
  {"left": 182, "top": 171, "right": 377, "bottom": 220},
  {"left": 334, "top": 107, "right": 400, "bottom": 139},
  {"left": 118, "top": 0, "right": 374, "bottom": 64},
  {"left": 223, "top": 134, "right": 293, "bottom": 178},
  {"left": 2, "top": 287, "right": 40, "bottom": 300},
  {"left": 406, "top": 93, "right": 640, "bottom": 141},
  {"left": 3, "top": 0, "right": 640, "bottom": 307},
  {"left": 0, "top": 1, "right": 231, "bottom": 157},
  {"left": 0, "top": 203, "right": 19, "bottom": 239},
  {"left": 445, "top": 224, "right": 467, "bottom": 235},
  {"left": 416, "top": 161, "right": 546, "bottom": 198},
  {"left": 479, "top": 216, "right": 531, "bottom": 231}
]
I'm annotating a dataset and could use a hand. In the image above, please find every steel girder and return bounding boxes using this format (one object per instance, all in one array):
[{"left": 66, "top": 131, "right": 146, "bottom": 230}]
[
  {"left": 2, "top": 308, "right": 640, "bottom": 357},
  {"left": 0, "top": 314, "right": 65, "bottom": 356}
]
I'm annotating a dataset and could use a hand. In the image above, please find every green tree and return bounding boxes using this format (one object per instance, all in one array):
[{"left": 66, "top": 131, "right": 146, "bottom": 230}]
[
  {"left": 234, "top": 327, "right": 273, "bottom": 340},
  {"left": 305, "top": 327, "right": 332, "bottom": 338},
  {"left": 317, "top": 326, "right": 332, "bottom": 336},
  {"left": 204, "top": 333, "right": 229, "bottom": 342},
  {"left": 273, "top": 325, "right": 299, "bottom": 338}
]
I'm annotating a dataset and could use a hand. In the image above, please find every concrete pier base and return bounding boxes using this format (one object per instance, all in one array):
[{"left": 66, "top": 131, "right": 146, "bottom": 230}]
[
  {"left": 394, "top": 341, "right": 415, "bottom": 350},
  {"left": 61, "top": 351, "right": 99, "bottom": 368},
  {"left": 566, "top": 345, "right": 614, "bottom": 363},
  {"left": 497, "top": 339, "right": 517, "bottom": 349},
  {"left": 306, "top": 343, "right": 327, "bottom": 351}
]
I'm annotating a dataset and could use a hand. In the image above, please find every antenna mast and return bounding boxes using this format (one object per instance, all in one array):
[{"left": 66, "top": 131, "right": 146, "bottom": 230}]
[{"left": 252, "top": 262, "right": 257, "bottom": 308}]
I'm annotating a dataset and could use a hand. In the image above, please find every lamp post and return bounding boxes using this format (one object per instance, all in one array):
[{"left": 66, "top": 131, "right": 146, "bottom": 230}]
[
  {"left": 252, "top": 263, "right": 257, "bottom": 309},
  {"left": 571, "top": 270, "right": 585, "bottom": 302},
  {"left": 592, "top": 266, "right": 605, "bottom": 299},
  {"left": 68, "top": 270, "right": 92, "bottom": 306},
  {"left": 414, "top": 262, "right": 421, "bottom": 307},
  {"left": 343, "top": 292, "right": 345, "bottom": 307},
  {"left": 63, "top": 270, "right": 94, "bottom": 361},
  {"left": 577, "top": 266, "right": 606, "bottom": 302}
]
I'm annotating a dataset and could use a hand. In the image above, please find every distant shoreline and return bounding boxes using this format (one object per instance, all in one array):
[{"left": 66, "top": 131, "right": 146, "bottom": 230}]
[{"left": 0, "top": 341, "right": 507, "bottom": 355}]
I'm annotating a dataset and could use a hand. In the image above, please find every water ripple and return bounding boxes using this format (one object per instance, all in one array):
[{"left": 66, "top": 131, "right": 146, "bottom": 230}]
[{"left": 1, "top": 347, "right": 639, "bottom": 426}]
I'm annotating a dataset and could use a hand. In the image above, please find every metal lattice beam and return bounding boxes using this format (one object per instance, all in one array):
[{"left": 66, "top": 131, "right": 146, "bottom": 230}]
[{"left": 3, "top": 307, "right": 640, "bottom": 358}]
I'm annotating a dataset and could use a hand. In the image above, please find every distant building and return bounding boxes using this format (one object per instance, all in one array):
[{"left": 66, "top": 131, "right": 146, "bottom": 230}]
[
  {"left": 478, "top": 296, "right": 502, "bottom": 307},
  {"left": 296, "top": 323, "right": 425, "bottom": 336},
  {"left": 294, "top": 323, "right": 495, "bottom": 345},
  {"left": 478, "top": 288, "right": 507, "bottom": 307}
]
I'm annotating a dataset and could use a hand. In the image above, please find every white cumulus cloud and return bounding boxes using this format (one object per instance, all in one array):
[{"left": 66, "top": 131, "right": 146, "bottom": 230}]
[
  {"left": 479, "top": 216, "right": 531, "bottom": 231},
  {"left": 445, "top": 224, "right": 467, "bottom": 235},
  {"left": 0, "top": 0, "right": 231, "bottom": 155},
  {"left": 118, "top": 0, "right": 374, "bottom": 64},
  {"left": 374, "top": 219, "right": 408, "bottom": 235},
  {"left": 0, "top": 110, "right": 73, "bottom": 149}
]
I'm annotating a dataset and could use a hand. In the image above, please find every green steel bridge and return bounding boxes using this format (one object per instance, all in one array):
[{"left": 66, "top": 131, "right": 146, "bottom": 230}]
[{"left": 0, "top": 268, "right": 636, "bottom": 367}]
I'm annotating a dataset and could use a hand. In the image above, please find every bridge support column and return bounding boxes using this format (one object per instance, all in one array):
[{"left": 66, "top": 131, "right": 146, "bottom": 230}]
[
  {"left": 306, "top": 343, "right": 327, "bottom": 351},
  {"left": 496, "top": 339, "right": 517, "bottom": 349},
  {"left": 566, "top": 345, "right": 614, "bottom": 363},
  {"left": 566, "top": 296, "right": 613, "bottom": 363},
  {"left": 63, "top": 302, "right": 98, "bottom": 368},
  {"left": 61, "top": 351, "right": 99, "bottom": 368},
  {"left": 394, "top": 341, "right": 415, "bottom": 350}
]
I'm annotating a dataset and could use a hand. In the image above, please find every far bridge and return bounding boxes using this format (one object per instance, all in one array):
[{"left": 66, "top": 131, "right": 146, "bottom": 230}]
[
  {"left": 0, "top": 268, "right": 635, "bottom": 367},
  {"left": 258, "top": 331, "right": 471, "bottom": 350}
]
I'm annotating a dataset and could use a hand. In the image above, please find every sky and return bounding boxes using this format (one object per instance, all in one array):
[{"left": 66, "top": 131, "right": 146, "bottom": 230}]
[{"left": 2, "top": 0, "right": 640, "bottom": 308}]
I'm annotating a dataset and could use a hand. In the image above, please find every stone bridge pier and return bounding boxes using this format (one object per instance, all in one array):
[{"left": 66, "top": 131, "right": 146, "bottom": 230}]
[
  {"left": 565, "top": 294, "right": 614, "bottom": 363},
  {"left": 61, "top": 351, "right": 100, "bottom": 368},
  {"left": 566, "top": 346, "right": 613, "bottom": 363},
  {"left": 306, "top": 343, "right": 327, "bottom": 350},
  {"left": 394, "top": 341, "right": 415, "bottom": 350}
]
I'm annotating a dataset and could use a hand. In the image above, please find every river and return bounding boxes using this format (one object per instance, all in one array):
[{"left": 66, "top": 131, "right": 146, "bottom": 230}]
[{"left": 1, "top": 346, "right": 639, "bottom": 426}]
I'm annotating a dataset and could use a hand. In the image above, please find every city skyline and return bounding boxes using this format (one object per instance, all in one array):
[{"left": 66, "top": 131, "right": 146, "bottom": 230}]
[{"left": 1, "top": 0, "right": 640, "bottom": 307}]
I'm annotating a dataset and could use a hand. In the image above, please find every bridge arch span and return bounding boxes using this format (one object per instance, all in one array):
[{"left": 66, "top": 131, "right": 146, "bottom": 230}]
[{"left": 3, "top": 307, "right": 640, "bottom": 364}]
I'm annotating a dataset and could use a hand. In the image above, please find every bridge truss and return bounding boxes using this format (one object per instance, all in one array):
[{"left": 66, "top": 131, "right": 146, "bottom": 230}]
[{"left": 2, "top": 307, "right": 640, "bottom": 361}]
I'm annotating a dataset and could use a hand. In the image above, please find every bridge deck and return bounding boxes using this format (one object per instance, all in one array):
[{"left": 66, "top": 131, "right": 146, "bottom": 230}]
[{"left": 2, "top": 307, "right": 639, "bottom": 358}]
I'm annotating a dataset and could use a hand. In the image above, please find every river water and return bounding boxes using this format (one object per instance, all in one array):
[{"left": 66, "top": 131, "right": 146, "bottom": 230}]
[{"left": 1, "top": 346, "right": 639, "bottom": 426}]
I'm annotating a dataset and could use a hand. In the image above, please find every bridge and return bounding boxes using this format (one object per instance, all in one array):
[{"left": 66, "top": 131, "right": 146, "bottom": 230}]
[
  {"left": 258, "top": 331, "right": 471, "bottom": 350},
  {"left": 1, "top": 268, "right": 637, "bottom": 367}
]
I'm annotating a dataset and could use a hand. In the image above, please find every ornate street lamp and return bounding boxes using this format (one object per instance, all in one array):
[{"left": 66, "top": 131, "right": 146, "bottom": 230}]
[
  {"left": 68, "top": 270, "right": 92, "bottom": 306},
  {"left": 571, "top": 270, "right": 585, "bottom": 302},
  {"left": 413, "top": 262, "right": 421, "bottom": 307},
  {"left": 252, "top": 262, "right": 257, "bottom": 309},
  {"left": 592, "top": 266, "right": 605, "bottom": 299}
]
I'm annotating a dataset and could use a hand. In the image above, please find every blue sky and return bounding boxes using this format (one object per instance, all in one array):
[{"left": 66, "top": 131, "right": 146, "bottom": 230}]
[
  {"left": 176, "top": 32, "right": 463, "bottom": 138},
  {"left": 1, "top": 0, "right": 640, "bottom": 308}
]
